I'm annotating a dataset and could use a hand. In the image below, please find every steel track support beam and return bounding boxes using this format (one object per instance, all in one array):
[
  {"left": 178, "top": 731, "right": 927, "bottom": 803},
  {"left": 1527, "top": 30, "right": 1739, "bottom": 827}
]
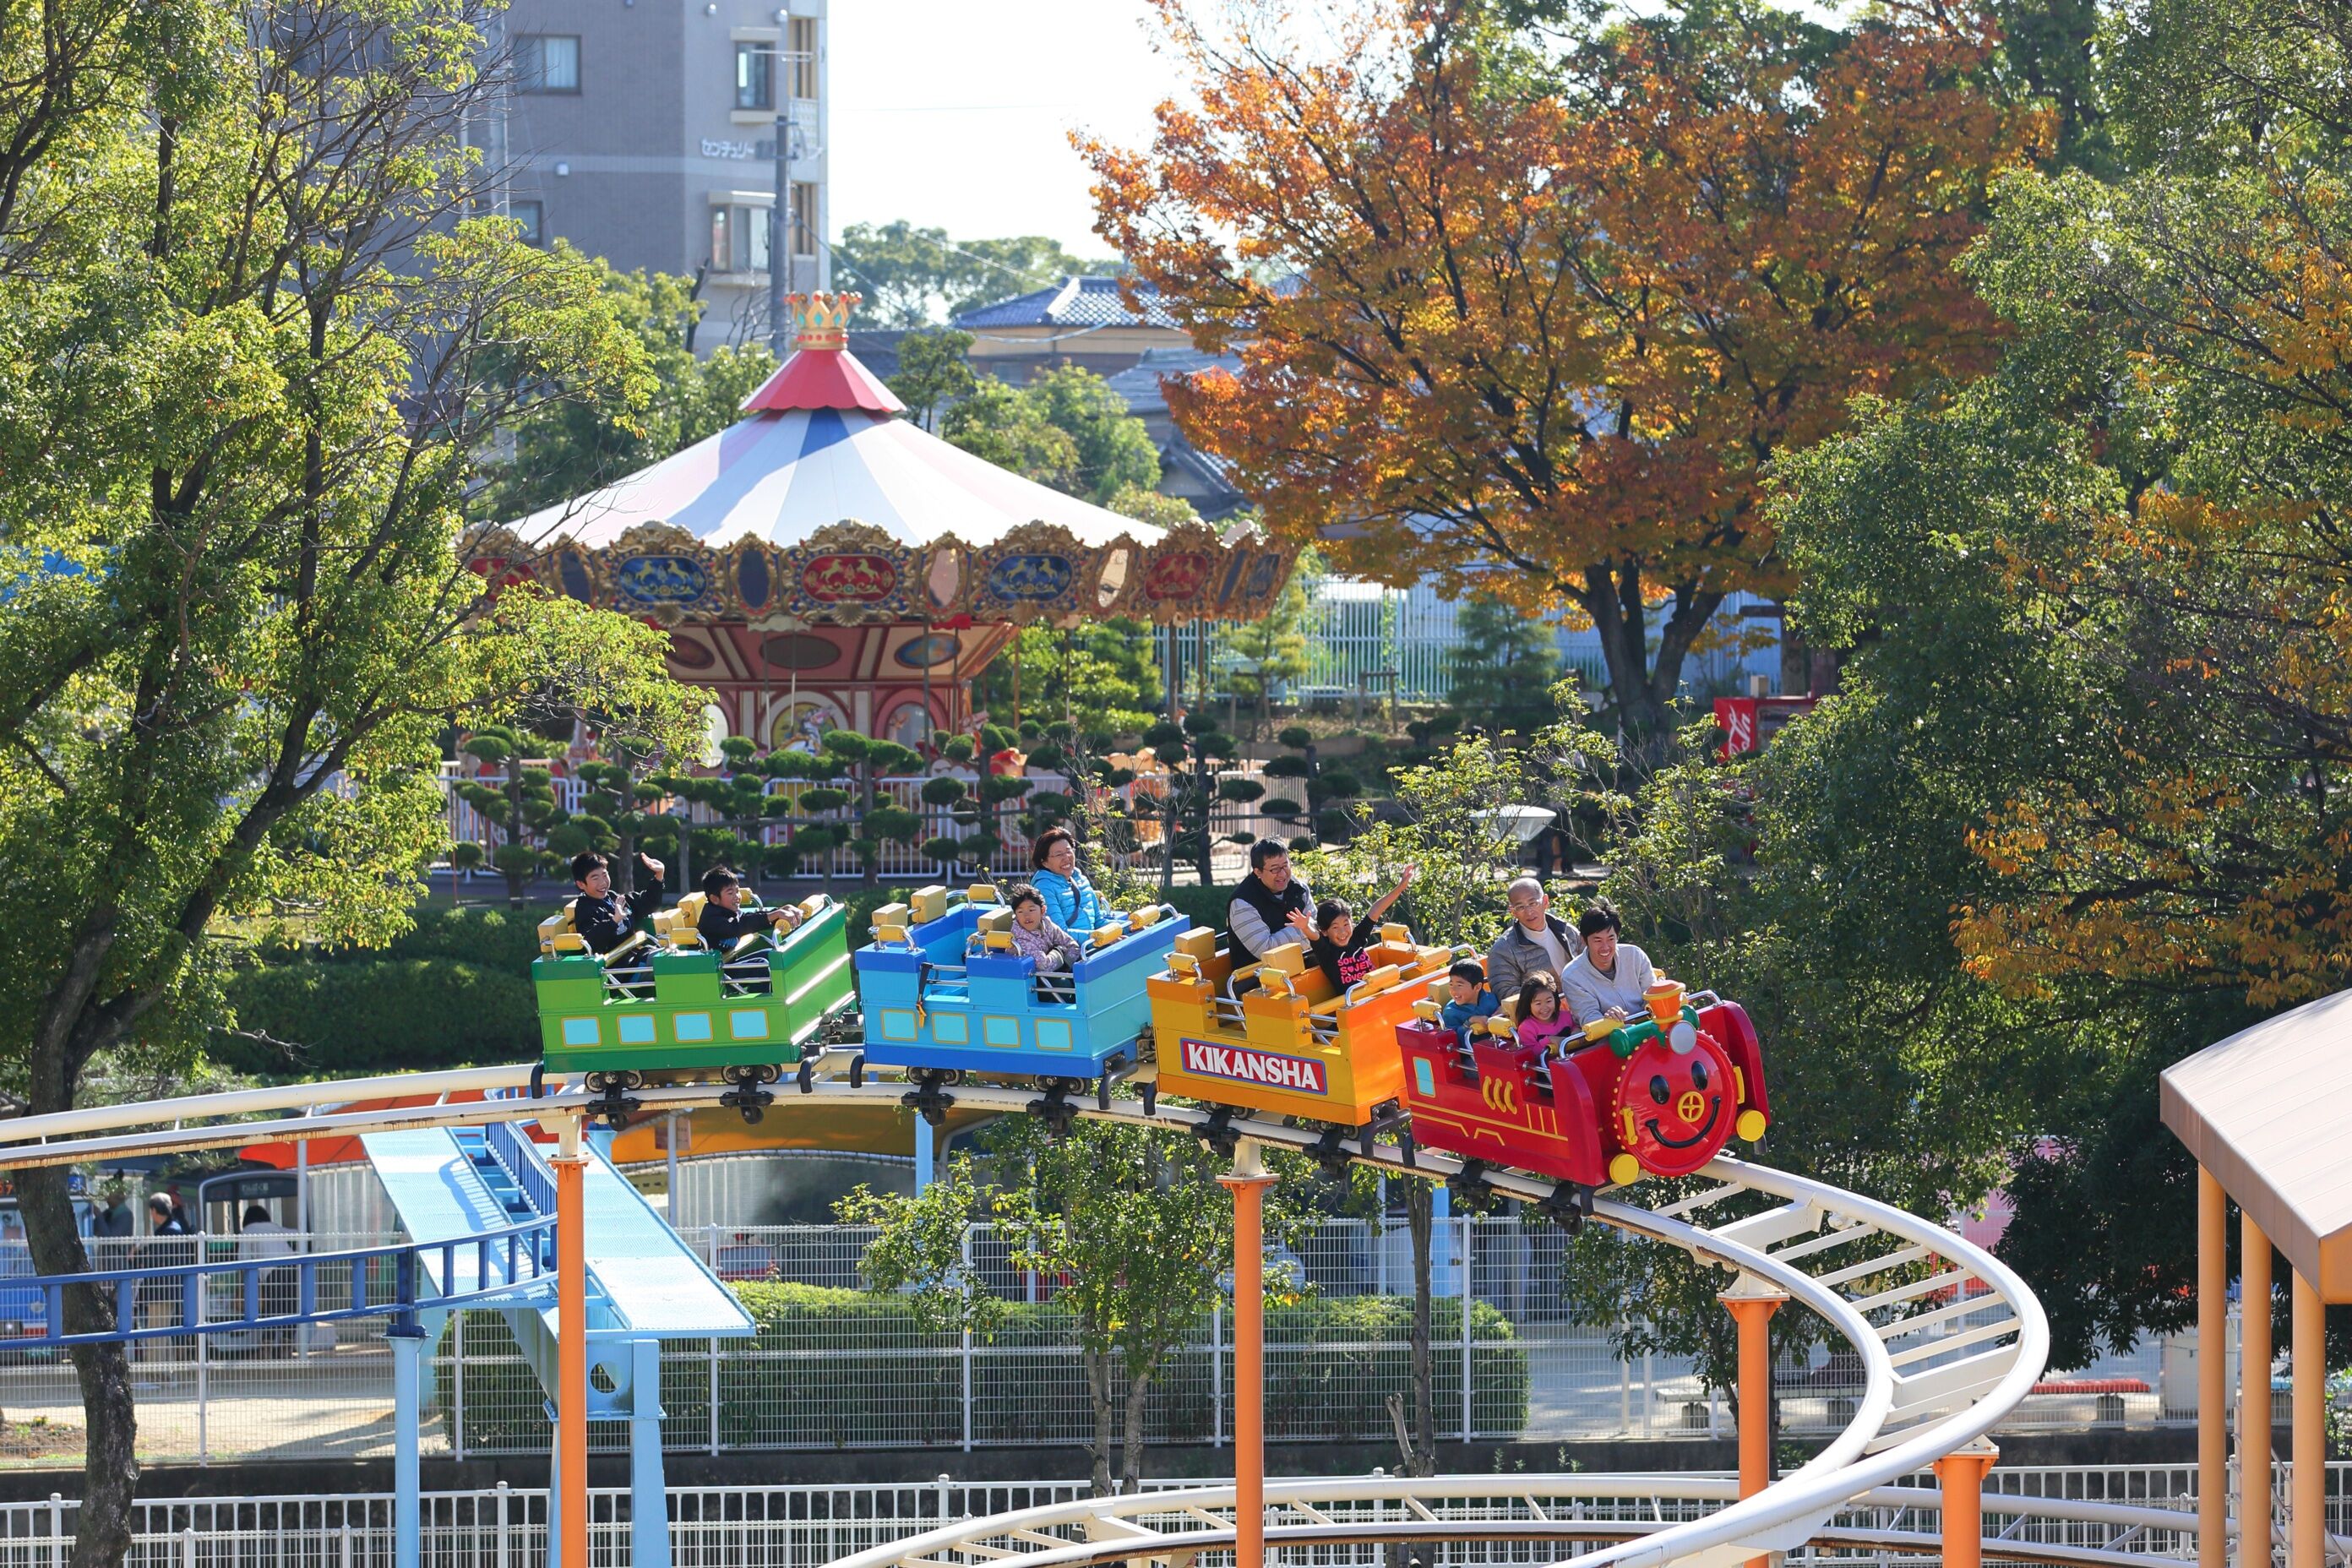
[
  {"left": 1720, "top": 1276, "right": 1787, "bottom": 1568},
  {"left": 1934, "top": 1436, "right": 1999, "bottom": 1568},
  {"left": 1220, "top": 1139, "right": 1277, "bottom": 1568},
  {"left": 553, "top": 1116, "right": 589, "bottom": 1568}
]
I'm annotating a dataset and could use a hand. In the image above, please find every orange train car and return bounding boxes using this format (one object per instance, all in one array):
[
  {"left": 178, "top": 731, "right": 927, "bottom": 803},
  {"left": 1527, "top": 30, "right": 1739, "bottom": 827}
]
[
  {"left": 1144, "top": 923, "right": 1460, "bottom": 1158},
  {"left": 1395, "top": 978, "right": 1771, "bottom": 1217}
]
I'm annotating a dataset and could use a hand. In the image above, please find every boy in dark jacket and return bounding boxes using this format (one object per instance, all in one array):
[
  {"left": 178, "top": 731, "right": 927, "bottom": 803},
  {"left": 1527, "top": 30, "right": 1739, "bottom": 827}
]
[
  {"left": 571, "top": 851, "right": 665, "bottom": 955},
  {"left": 696, "top": 867, "right": 800, "bottom": 948}
]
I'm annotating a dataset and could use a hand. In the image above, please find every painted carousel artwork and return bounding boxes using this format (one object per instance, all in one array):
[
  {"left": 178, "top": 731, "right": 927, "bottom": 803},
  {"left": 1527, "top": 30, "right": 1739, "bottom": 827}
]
[{"left": 468, "top": 292, "right": 1292, "bottom": 747}]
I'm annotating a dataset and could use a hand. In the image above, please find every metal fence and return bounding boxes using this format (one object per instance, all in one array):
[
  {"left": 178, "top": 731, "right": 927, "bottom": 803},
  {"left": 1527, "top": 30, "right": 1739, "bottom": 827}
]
[
  {"left": 1159, "top": 583, "right": 1781, "bottom": 706},
  {"left": 0, "top": 1217, "right": 2206, "bottom": 1468},
  {"left": 440, "top": 768, "right": 1288, "bottom": 885},
  {"left": 0, "top": 1462, "right": 2321, "bottom": 1568}
]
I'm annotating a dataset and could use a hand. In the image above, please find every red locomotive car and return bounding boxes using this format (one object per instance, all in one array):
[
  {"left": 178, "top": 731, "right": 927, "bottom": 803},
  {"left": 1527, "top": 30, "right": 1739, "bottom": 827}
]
[{"left": 1396, "top": 977, "right": 1770, "bottom": 1222}]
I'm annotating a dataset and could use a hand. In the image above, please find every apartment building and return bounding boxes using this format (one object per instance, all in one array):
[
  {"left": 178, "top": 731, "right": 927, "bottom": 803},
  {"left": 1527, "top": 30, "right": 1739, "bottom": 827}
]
[{"left": 499, "top": 0, "right": 830, "bottom": 350}]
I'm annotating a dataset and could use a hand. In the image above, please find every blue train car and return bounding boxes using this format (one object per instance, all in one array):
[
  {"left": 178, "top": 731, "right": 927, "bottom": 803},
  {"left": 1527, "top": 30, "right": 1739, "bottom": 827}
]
[{"left": 852, "top": 883, "right": 1181, "bottom": 1120}]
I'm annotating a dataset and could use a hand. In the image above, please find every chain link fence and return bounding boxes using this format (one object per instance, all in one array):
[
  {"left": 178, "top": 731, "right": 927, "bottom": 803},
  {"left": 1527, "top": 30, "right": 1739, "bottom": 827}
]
[
  {"left": 0, "top": 1462, "right": 2303, "bottom": 1568},
  {"left": 0, "top": 1218, "right": 2194, "bottom": 1467}
]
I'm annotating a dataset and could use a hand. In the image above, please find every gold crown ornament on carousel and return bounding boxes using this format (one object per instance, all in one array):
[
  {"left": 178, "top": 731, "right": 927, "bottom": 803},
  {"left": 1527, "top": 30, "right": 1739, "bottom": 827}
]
[{"left": 786, "top": 291, "right": 858, "bottom": 351}]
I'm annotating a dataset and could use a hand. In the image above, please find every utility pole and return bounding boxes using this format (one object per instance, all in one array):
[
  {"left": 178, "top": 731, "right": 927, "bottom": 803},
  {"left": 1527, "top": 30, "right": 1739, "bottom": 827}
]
[{"left": 769, "top": 88, "right": 791, "bottom": 357}]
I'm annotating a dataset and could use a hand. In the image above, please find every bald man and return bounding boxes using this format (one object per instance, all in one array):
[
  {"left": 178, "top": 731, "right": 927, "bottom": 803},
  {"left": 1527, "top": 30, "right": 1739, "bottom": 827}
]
[{"left": 1484, "top": 876, "right": 1584, "bottom": 1001}]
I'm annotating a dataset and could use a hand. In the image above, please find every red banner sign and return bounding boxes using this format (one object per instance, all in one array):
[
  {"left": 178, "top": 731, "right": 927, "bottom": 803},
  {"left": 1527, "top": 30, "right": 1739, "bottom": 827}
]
[{"left": 1713, "top": 697, "right": 1759, "bottom": 760}]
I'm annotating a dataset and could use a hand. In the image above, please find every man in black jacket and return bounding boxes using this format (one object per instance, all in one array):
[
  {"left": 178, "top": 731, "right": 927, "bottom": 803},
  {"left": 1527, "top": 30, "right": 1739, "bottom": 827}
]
[{"left": 571, "top": 850, "right": 665, "bottom": 956}]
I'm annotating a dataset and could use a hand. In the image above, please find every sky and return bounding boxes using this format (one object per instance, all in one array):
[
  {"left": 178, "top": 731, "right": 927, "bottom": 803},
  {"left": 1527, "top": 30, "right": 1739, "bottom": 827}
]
[{"left": 825, "top": 0, "right": 1179, "bottom": 260}]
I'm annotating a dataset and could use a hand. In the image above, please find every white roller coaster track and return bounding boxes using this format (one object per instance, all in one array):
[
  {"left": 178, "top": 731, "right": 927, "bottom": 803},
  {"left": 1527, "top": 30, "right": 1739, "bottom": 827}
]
[{"left": 0, "top": 1064, "right": 2051, "bottom": 1568}]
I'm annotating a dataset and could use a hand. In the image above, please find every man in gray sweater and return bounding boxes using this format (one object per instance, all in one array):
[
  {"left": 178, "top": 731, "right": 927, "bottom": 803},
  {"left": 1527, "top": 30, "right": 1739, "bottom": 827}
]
[{"left": 1484, "top": 877, "right": 1584, "bottom": 1000}]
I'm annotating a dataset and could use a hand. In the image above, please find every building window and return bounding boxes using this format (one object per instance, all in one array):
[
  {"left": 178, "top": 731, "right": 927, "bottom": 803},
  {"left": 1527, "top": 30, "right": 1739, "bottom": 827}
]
[
  {"left": 711, "top": 204, "right": 772, "bottom": 275},
  {"left": 734, "top": 42, "right": 773, "bottom": 112},
  {"left": 787, "top": 19, "right": 818, "bottom": 100},
  {"left": 515, "top": 35, "right": 579, "bottom": 94},
  {"left": 510, "top": 199, "right": 543, "bottom": 245}
]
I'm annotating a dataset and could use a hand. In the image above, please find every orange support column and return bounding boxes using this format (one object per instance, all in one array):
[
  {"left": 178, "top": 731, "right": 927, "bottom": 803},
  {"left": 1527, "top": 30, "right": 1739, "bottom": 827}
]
[
  {"left": 2198, "top": 1168, "right": 2228, "bottom": 1568},
  {"left": 1935, "top": 1437, "right": 2000, "bottom": 1568},
  {"left": 2242, "top": 1214, "right": 2273, "bottom": 1568},
  {"left": 1718, "top": 1277, "right": 1786, "bottom": 1568},
  {"left": 1219, "top": 1140, "right": 1277, "bottom": 1568},
  {"left": 2293, "top": 1271, "right": 2324, "bottom": 1568},
  {"left": 554, "top": 1116, "right": 589, "bottom": 1568}
]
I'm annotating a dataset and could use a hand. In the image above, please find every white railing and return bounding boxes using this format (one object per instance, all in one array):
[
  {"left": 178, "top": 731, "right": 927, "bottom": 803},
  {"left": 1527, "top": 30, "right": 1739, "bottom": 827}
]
[
  {"left": 438, "top": 768, "right": 1286, "bottom": 882},
  {"left": 0, "top": 1467, "right": 2271, "bottom": 1568}
]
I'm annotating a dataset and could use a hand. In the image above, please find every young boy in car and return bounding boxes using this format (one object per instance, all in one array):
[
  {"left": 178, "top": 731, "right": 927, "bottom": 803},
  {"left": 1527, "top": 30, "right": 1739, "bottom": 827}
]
[{"left": 696, "top": 867, "right": 801, "bottom": 949}]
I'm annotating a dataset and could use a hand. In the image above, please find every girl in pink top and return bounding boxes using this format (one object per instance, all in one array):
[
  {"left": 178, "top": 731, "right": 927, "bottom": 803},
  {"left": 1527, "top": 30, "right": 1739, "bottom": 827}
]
[{"left": 1513, "top": 972, "right": 1577, "bottom": 1054}]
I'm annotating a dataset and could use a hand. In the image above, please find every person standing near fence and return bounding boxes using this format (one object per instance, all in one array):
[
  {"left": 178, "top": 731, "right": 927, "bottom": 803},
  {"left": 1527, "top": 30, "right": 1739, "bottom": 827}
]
[
  {"left": 133, "top": 1194, "right": 193, "bottom": 1368},
  {"left": 239, "top": 1204, "right": 300, "bottom": 1349}
]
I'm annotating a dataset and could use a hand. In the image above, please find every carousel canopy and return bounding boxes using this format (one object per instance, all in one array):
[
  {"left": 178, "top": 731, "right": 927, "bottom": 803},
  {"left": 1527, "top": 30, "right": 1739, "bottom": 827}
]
[{"left": 473, "top": 291, "right": 1291, "bottom": 629}]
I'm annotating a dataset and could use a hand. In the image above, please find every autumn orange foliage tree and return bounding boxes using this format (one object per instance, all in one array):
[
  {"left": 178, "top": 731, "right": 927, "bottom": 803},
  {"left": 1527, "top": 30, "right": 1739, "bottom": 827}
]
[{"left": 1082, "top": 0, "right": 2048, "bottom": 732}]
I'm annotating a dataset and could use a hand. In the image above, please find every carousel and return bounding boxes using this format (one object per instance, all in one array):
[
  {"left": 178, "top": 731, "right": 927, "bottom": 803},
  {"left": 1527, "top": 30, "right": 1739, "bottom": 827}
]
[{"left": 468, "top": 292, "right": 1291, "bottom": 749}]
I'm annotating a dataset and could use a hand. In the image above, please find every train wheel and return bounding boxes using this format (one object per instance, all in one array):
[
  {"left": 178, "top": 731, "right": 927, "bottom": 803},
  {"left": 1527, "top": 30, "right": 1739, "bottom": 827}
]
[
  {"left": 618, "top": 1071, "right": 645, "bottom": 1092},
  {"left": 1134, "top": 1024, "right": 1157, "bottom": 1064},
  {"left": 756, "top": 1064, "right": 781, "bottom": 1085},
  {"left": 939, "top": 1070, "right": 966, "bottom": 1087},
  {"left": 738, "top": 1101, "right": 765, "bottom": 1125},
  {"left": 585, "top": 1072, "right": 608, "bottom": 1093}
]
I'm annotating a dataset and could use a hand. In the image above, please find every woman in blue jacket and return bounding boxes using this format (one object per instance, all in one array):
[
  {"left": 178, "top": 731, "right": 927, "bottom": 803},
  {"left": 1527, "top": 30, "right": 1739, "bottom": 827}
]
[{"left": 1029, "top": 827, "right": 1107, "bottom": 936}]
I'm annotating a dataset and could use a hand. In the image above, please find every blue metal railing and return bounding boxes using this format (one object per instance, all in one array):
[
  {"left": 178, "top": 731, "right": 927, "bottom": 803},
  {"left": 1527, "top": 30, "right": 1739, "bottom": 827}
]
[
  {"left": 484, "top": 1119, "right": 556, "bottom": 1218},
  {"left": 25, "top": 1214, "right": 558, "bottom": 1347}
]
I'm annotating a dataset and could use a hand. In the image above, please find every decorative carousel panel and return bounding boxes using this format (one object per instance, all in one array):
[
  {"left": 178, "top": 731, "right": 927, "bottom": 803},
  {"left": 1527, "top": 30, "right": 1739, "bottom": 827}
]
[
  {"left": 727, "top": 541, "right": 777, "bottom": 618},
  {"left": 1223, "top": 547, "right": 1294, "bottom": 619},
  {"left": 553, "top": 546, "right": 601, "bottom": 605},
  {"left": 923, "top": 545, "right": 968, "bottom": 620},
  {"left": 607, "top": 523, "right": 732, "bottom": 619},
  {"left": 967, "top": 521, "right": 1111, "bottom": 623},
  {"left": 1077, "top": 541, "right": 1141, "bottom": 619},
  {"left": 782, "top": 521, "right": 922, "bottom": 623}
]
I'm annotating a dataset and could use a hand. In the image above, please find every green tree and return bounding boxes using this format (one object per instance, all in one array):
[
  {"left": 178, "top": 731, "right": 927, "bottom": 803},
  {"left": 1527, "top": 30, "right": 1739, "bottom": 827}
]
[
  {"left": 1752, "top": 0, "right": 2352, "bottom": 1364},
  {"left": 832, "top": 220, "right": 1099, "bottom": 326},
  {"left": 0, "top": 8, "right": 704, "bottom": 1556},
  {"left": 888, "top": 328, "right": 977, "bottom": 432},
  {"left": 1222, "top": 561, "right": 1314, "bottom": 738},
  {"left": 939, "top": 367, "right": 1159, "bottom": 504},
  {"left": 1446, "top": 591, "right": 1558, "bottom": 735},
  {"left": 939, "top": 377, "right": 1081, "bottom": 493},
  {"left": 476, "top": 252, "right": 777, "bottom": 521},
  {"left": 1021, "top": 364, "right": 1162, "bottom": 504},
  {"left": 839, "top": 1118, "right": 1323, "bottom": 1494}
]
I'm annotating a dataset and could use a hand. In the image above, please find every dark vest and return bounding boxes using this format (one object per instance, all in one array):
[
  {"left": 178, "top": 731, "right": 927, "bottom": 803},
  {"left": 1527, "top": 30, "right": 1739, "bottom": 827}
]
[{"left": 1226, "top": 873, "right": 1309, "bottom": 959}]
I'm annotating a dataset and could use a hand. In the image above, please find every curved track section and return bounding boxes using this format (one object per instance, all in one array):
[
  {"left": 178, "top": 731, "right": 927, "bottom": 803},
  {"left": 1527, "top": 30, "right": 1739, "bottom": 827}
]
[
  {"left": 820, "top": 1475, "right": 2189, "bottom": 1568},
  {"left": 0, "top": 1070, "right": 2047, "bottom": 1568}
]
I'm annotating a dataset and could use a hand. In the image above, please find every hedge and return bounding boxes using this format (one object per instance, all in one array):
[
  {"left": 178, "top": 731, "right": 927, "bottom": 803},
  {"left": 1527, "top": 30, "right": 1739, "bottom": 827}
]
[
  {"left": 433, "top": 1281, "right": 1527, "bottom": 1453},
  {"left": 219, "top": 959, "right": 538, "bottom": 1075}
]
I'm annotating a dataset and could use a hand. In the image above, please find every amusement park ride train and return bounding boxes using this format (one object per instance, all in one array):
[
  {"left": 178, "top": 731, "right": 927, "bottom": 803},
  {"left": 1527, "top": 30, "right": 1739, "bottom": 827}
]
[{"left": 529, "top": 881, "right": 1772, "bottom": 1219}]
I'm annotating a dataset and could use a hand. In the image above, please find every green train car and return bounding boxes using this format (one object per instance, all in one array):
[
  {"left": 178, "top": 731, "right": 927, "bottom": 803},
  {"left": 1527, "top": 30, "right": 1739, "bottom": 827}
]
[{"left": 531, "top": 891, "right": 857, "bottom": 1114}]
